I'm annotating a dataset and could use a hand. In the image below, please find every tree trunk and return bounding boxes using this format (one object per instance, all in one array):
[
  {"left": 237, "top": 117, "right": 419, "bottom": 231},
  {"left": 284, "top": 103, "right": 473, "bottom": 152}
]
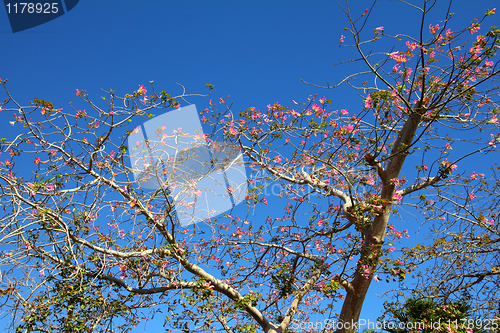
[
  {"left": 336, "top": 209, "right": 389, "bottom": 333},
  {"left": 336, "top": 110, "right": 424, "bottom": 332}
]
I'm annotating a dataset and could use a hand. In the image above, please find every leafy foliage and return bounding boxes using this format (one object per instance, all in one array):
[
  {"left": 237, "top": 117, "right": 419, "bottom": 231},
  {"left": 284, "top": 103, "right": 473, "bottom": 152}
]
[{"left": 381, "top": 297, "right": 490, "bottom": 333}]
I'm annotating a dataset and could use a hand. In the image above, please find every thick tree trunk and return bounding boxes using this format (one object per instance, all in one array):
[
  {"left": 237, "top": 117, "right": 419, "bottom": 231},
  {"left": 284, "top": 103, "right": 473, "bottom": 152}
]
[
  {"left": 336, "top": 110, "right": 424, "bottom": 332},
  {"left": 337, "top": 272, "right": 374, "bottom": 333},
  {"left": 336, "top": 209, "right": 389, "bottom": 333}
]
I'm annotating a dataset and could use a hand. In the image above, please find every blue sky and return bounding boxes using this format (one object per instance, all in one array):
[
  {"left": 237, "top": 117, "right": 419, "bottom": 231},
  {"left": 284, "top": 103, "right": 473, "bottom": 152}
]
[{"left": 1, "top": 0, "right": 498, "bottom": 331}]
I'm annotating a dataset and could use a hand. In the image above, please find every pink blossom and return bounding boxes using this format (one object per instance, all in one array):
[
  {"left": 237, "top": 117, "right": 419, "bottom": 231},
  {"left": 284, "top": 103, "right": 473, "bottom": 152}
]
[
  {"left": 406, "top": 41, "right": 419, "bottom": 51},
  {"left": 360, "top": 264, "right": 371, "bottom": 279},
  {"left": 489, "top": 133, "right": 500, "bottom": 147},
  {"left": 470, "top": 172, "right": 484, "bottom": 179},
  {"left": 405, "top": 68, "right": 413, "bottom": 78},
  {"left": 344, "top": 124, "right": 354, "bottom": 133},
  {"left": 76, "top": 109, "right": 86, "bottom": 119},
  {"left": 469, "top": 23, "right": 480, "bottom": 34},
  {"left": 484, "top": 218, "right": 495, "bottom": 225},
  {"left": 364, "top": 94, "right": 373, "bottom": 108},
  {"left": 429, "top": 24, "right": 439, "bottom": 34},
  {"left": 441, "top": 158, "right": 457, "bottom": 171},
  {"left": 389, "top": 51, "right": 408, "bottom": 63},
  {"left": 469, "top": 192, "right": 476, "bottom": 200},
  {"left": 374, "top": 26, "right": 384, "bottom": 38},
  {"left": 135, "top": 84, "right": 147, "bottom": 96},
  {"left": 487, "top": 115, "right": 498, "bottom": 124},
  {"left": 367, "top": 174, "right": 375, "bottom": 186},
  {"left": 340, "top": 35, "right": 345, "bottom": 44},
  {"left": 469, "top": 45, "right": 483, "bottom": 58}
]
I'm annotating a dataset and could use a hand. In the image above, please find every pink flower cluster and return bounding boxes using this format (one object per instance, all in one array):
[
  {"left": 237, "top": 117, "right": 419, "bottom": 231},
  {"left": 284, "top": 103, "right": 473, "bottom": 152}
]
[{"left": 389, "top": 51, "right": 408, "bottom": 63}]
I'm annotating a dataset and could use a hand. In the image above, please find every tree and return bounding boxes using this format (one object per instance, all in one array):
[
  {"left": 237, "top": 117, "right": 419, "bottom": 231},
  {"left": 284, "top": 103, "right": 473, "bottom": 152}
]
[
  {"left": 395, "top": 166, "right": 500, "bottom": 323},
  {"left": 380, "top": 297, "right": 490, "bottom": 333},
  {"left": 0, "top": 1, "right": 499, "bottom": 333}
]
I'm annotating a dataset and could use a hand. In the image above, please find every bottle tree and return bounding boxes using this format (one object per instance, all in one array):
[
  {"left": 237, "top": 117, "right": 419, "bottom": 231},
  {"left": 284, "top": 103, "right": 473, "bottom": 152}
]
[{"left": 0, "top": 2, "right": 499, "bottom": 333}]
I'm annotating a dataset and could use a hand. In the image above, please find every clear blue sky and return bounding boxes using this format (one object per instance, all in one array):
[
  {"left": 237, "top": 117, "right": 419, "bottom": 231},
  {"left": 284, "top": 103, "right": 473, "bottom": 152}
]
[{"left": 1, "top": 1, "right": 498, "bottom": 331}]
